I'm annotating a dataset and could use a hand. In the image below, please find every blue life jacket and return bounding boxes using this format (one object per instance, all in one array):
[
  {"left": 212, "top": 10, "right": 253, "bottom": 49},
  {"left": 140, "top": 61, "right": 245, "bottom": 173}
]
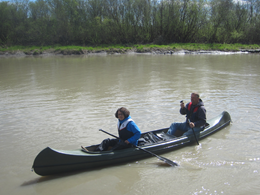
[{"left": 117, "top": 119, "right": 134, "bottom": 141}]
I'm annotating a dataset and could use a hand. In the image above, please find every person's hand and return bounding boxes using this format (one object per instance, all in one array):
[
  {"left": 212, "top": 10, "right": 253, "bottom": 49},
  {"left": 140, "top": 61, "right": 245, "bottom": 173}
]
[
  {"left": 125, "top": 140, "right": 130, "bottom": 144},
  {"left": 180, "top": 102, "right": 185, "bottom": 109},
  {"left": 189, "top": 122, "right": 195, "bottom": 128}
]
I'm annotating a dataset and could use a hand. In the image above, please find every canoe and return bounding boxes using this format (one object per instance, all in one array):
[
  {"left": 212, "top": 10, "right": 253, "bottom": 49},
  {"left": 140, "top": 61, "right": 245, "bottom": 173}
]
[{"left": 32, "top": 111, "right": 231, "bottom": 176}]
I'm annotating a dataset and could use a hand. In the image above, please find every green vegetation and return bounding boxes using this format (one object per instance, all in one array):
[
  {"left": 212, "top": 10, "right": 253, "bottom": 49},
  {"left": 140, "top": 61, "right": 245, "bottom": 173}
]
[
  {"left": 0, "top": 0, "right": 260, "bottom": 47},
  {"left": 1, "top": 43, "right": 259, "bottom": 54}
]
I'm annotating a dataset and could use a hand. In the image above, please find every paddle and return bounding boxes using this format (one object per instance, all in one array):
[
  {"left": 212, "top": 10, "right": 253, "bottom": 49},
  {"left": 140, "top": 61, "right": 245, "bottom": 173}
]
[
  {"left": 188, "top": 119, "right": 199, "bottom": 145},
  {"left": 99, "top": 129, "right": 178, "bottom": 167},
  {"left": 181, "top": 100, "right": 199, "bottom": 145}
]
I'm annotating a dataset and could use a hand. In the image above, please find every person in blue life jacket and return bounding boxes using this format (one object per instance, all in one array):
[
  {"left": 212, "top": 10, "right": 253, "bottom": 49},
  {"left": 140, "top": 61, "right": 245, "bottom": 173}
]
[
  {"left": 95, "top": 107, "right": 141, "bottom": 151},
  {"left": 167, "top": 92, "right": 206, "bottom": 142}
]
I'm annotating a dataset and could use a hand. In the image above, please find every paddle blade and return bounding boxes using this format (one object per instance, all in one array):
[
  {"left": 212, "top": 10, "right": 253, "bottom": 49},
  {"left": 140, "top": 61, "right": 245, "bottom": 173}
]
[{"left": 159, "top": 156, "right": 178, "bottom": 166}]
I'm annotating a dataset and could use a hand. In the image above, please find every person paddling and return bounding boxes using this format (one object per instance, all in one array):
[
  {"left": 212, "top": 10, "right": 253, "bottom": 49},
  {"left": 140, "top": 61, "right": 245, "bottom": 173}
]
[
  {"left": 95, "top": 107, "right": 141, "bottom": 151},
  {"left": 167, "top": 92, "right": 206, "bottom": 142}
]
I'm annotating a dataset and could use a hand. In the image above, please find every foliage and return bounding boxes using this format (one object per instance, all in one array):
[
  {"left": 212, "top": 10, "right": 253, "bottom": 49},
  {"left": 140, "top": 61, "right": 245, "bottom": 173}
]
[{"left": 0, "top": 0, "right": 260, "bottom": 46}]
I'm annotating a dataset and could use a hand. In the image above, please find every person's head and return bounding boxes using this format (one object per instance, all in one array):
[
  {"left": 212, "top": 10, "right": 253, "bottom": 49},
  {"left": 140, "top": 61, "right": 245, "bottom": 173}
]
[
  {"left": 115, "top": 107, "right": 130, "bottom": 121},
  {"left": 191, "top": 92, "right": 200, "bottom": 105}
]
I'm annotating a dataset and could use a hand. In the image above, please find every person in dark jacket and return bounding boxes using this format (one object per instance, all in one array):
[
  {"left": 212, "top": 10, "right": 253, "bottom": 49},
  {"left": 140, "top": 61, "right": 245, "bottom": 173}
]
[
  {"left": 167, "top": 92, "right": 206, "bottom": 141},
  {"left": 95, "top": 107, "right": 141, "bottom": 151}
]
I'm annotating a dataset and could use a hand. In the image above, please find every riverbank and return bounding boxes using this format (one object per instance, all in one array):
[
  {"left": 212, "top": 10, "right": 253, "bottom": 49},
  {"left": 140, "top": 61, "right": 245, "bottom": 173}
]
[{"left": 0, "top": 43, "right": 260, "bottom": 56}]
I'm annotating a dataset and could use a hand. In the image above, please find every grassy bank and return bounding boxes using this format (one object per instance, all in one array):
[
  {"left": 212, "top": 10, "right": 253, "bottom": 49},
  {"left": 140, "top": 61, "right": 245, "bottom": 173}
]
[{"left": 1, "top": 43, "right": 260, "bottom": 55}]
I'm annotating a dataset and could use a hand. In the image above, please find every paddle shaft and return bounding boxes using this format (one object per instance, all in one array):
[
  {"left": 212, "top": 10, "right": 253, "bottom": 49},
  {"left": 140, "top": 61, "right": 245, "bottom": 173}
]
[
  {"left": 188, "top": 119, "right": 199, "bottom": 145},
  {"left": 99, "top": 129, "right": 178, "bottom": 166},
  {"left": 181, "top": 100, "right": 199, "bottom": 145},
  {"left": 99, "top": 129, "right": 159, "bottom": 156}
]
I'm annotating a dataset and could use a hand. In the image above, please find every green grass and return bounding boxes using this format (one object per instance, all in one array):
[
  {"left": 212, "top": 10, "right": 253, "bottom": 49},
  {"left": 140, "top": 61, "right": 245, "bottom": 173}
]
[{"left": 0, "top": 43, "right": 259, "bottom": 53}]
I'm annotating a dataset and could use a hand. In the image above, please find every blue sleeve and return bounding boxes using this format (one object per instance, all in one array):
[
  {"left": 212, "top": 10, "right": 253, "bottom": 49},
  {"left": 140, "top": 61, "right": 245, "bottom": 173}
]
[{"left": 126, "top": 121, "right": 141, "bottom": 145}]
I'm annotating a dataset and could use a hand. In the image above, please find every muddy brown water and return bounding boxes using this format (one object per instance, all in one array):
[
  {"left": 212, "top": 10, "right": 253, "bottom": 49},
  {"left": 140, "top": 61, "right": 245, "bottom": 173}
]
[{"left": 0, "top": 54, "right": 259, "bottom": 194}]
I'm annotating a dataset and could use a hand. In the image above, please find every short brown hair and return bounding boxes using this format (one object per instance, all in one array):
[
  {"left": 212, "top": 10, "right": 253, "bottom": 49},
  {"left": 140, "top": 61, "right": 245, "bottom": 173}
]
[
  {"left": 192, "top": 92, "right": 200, "bottom": 98},
  {"left": 115, "top": 107, "right": 130, "bottom": 118}
]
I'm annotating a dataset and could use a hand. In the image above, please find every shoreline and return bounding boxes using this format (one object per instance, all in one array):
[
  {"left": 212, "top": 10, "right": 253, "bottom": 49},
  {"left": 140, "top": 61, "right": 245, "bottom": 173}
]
[{"left": 0, "top": 48, "right": 260, "bottom": 57}]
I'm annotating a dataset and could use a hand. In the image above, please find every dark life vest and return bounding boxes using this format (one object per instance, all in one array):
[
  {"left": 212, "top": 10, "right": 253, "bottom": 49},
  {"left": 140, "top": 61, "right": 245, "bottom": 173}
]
[{"left": 118, "top": 119, "right": 134, "bottom": 141}]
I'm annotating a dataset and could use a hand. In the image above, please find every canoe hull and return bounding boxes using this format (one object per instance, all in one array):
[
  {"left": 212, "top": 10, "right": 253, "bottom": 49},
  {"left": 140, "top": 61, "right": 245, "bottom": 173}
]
[{"left": 32, "top": 111, "right": 231, "bottom": 176}]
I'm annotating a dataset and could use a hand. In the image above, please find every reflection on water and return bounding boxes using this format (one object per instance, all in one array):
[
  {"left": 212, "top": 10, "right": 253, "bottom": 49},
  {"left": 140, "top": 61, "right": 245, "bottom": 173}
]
[{"left": 0, "top": 54, "right": 260, "bottom": 194}]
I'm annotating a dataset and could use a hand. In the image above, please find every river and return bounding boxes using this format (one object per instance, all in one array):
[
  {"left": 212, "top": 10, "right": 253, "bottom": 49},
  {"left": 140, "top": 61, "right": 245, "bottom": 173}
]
[{"left": 0, "top": 53, "right": 259, "bottom": 195}]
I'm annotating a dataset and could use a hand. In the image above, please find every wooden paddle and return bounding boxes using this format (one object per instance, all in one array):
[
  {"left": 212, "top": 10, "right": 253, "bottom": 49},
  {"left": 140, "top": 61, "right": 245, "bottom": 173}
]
[
  {"left": 188, "top": 119, "right": 199, "bottom": 145},
  {"left": 99, "top": 129, "right": 178, "bottom": 167}
]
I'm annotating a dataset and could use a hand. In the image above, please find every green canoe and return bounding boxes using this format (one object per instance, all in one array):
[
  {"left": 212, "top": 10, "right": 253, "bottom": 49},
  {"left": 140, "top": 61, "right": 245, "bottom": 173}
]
[{"left": 32, "top": 111, "right": 231, "bottom": 176}]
